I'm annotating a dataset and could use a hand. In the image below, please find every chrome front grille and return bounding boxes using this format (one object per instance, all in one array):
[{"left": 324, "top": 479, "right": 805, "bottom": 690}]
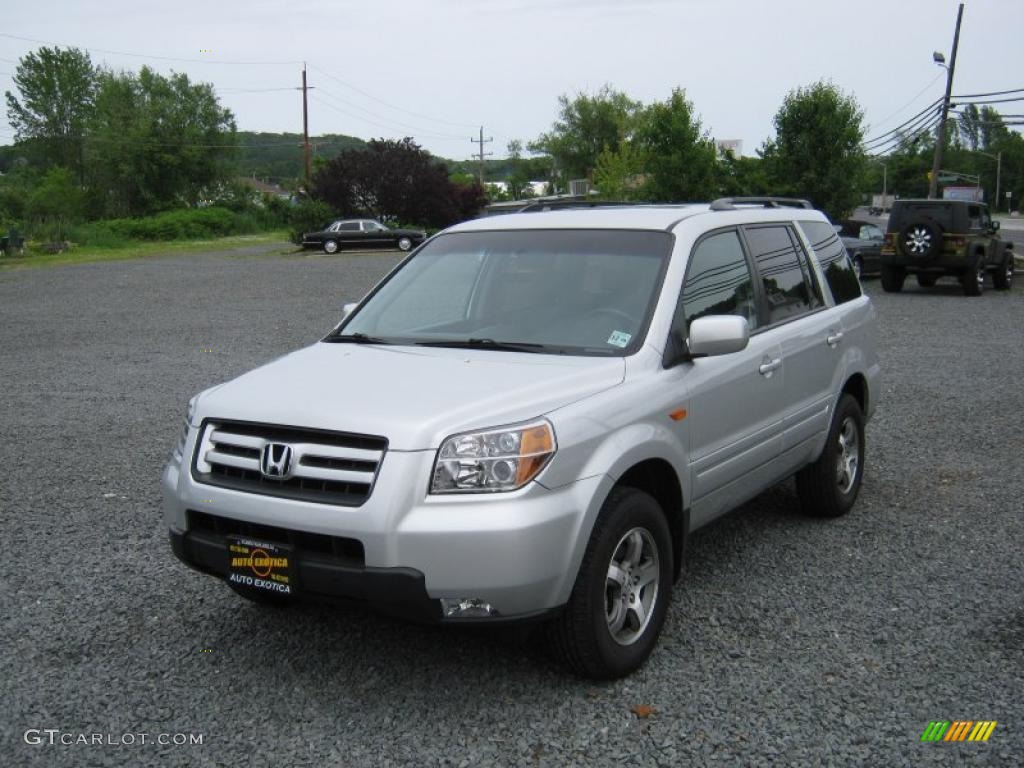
[{"left": 191, "top": 420, "right": 387, "bottom": 506}]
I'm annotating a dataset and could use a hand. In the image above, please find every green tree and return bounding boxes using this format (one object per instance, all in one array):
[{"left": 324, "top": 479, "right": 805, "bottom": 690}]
[
  {"left": 85, "top": 67, "right": 237, "bottom": 216},
  {"left": 4, "top": 47, "right": 96, "bottom": 180},
  {"left": 762, "top": 81, "right": 867, "bottom": 219},
  {"left": 530, "top": 85, "right": 642, "bottom": 181},
  {"left": 634, "top": 88, "right": 718, "bottom": 202},
  {"left": 593, "top": 142, "right": 646, "bottom": 200}
]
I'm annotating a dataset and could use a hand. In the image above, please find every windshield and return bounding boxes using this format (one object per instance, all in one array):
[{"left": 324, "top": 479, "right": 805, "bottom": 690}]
[{"left": 334, "top": 229, "right": 672, "bottom": 355}]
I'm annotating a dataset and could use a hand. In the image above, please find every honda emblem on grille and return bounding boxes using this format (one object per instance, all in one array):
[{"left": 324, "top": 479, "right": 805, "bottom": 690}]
[{"left": 260, "top": 443, "right": 293, "bottom": 480}]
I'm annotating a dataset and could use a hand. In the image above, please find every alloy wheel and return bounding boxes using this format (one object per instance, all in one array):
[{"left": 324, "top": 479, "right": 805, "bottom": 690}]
[
  {"left": 835, "top": 417, "right": 860, "bottom": 495},
  {"left": 605, "top": 527, "right": 660, "bottom": 646}
]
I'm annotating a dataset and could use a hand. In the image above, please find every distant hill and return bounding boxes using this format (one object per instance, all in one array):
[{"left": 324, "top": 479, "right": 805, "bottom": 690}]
[{"left": 237, "top": 131, "right": 367, "bottom": 184}]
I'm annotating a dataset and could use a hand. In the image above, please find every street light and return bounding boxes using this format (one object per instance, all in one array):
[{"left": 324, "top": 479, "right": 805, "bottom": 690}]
[{"left": 977, "top": 150, "right": 1002, "bottom": 212}]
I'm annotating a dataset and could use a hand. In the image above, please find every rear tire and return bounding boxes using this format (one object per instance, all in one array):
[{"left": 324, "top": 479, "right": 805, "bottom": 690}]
[
  {"left": 962, "top": 257, "right": 985, "bottom": 296},
  {"left": 916, "top": 273, "right": 938, "bottom": 288},
  {"left": 993, "top": 253, "right": 1014, "bottom": 290},
  {"left": 796, "top": 394, "right": 865, "bottom": 518},
  {"left": 881, "top": 265, "right": 905, "bottom": 293},
  {"left": 397, "top": 237, "right": 413, "bottom": 252},
  {"left": 548, "top": 487, "right": 673, "bottom": 679}
]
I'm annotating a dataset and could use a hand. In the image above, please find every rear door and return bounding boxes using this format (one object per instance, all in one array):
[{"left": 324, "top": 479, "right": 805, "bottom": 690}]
[
  {"left": 741, "top": 224, "right": 836, "bottom": 471},
  {"left": 337, "top": 221, "right": 362, "bottom": 246},
  {"left": 671, "top": 228, "right": 787, "bottom": 528}
]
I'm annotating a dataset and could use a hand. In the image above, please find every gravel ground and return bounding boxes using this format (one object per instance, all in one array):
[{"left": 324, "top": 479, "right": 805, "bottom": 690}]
[{"left": 1, "top": 245, "right": 1022, "bottom": 767}]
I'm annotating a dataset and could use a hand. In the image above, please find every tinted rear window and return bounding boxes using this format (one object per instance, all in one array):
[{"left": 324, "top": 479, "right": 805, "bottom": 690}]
[{"left": 798, "top": 221, "right": 862, "bottom": 305}]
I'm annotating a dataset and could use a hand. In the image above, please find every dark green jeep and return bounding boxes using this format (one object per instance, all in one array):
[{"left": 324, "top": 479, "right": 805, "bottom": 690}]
[{"left": 879, "top": 199, "right": 1014, "bottom": 296}]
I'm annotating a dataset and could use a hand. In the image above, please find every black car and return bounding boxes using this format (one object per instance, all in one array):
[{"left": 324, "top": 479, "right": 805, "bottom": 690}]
[
  {"left": 880, "top": 200, "right": 1013, "bottom": 296},
  {"left": 836, "top": 219, "right": 884, "bottom": 278},
  {"left": 302, "top": 219, "right": 427, "bottom": 253}
]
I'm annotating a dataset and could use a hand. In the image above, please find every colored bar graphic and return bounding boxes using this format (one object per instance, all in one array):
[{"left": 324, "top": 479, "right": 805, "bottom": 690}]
[
  {"left": 944, "top": 721, "right": 973, "bottom": 741},
  {"left": 968, "top": 722, "right": 997, "bottom": 742},
  {"left": 924, "top": 720, "right": 998, "bottom": 742}
]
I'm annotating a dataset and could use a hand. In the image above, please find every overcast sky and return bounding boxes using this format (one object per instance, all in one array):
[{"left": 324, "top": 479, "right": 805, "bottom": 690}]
[{"left": 2, "top": 0, "right": 1022, "bottom": 160}]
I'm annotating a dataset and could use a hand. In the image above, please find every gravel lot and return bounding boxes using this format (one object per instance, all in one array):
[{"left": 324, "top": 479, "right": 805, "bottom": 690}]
[{"left": 2, "top": 244, "right": 1022, "bottom": 767}]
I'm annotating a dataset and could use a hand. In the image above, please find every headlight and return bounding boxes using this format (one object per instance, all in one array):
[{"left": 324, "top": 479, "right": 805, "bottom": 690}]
[
  {"left": 430, "top": 420, "right": 556, "bottom": 493},
  {"left": 172, "top": 396, "right": 199, "bottom": 461}
]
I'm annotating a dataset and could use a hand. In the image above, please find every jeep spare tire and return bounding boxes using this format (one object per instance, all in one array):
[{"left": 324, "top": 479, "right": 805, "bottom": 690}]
[{"left": 899, "top": 220, "right": 942, "bottom": 260}]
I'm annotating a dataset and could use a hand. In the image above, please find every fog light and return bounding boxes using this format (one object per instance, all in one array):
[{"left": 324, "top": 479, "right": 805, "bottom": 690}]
[{"left": 441, "top": 598, "right": 499, "bottom": 618}]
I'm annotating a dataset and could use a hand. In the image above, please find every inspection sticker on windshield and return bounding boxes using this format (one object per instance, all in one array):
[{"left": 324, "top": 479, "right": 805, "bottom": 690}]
[{"left": 607, "top": 330, "right": 632, "bottom": 348}]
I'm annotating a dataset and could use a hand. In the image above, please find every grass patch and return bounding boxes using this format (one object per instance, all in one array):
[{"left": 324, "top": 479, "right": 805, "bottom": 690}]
[{"left": 0, "top": 230, "right": 294, "bottom": 270}]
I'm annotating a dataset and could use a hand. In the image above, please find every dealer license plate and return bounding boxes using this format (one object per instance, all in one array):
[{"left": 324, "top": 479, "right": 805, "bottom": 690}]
[{"left": 226, "top": 536, "right": 295, "bottom": 596}]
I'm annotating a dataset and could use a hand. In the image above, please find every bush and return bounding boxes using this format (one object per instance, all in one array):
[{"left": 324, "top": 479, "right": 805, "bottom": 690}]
[
  {"left": 66, "top": 206, "right": 283, "bottom": 247},
  {"left": 288, "top": 199, "right": 334, "bottom": 244}
]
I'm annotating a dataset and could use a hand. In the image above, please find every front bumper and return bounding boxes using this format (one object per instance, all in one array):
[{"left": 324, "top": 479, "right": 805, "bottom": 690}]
[{"left": 163, "top": 446, "right": 608, "bottom": 622}]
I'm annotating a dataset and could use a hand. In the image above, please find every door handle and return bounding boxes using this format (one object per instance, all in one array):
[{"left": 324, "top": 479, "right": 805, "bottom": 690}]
[
  {"left": 759, "top": 357, "right": 782, "bottom": 376},
  {"left": 826, "top": 331, "right": 844, "bottom": 347}
]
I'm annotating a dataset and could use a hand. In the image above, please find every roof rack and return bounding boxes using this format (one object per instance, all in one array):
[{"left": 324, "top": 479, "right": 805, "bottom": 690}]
[
  {"left": 709, "top": 196, "right": 813, "bottom": 211},
  {"left": 516, "top": 199, "right": 638, "bottom": 213}
]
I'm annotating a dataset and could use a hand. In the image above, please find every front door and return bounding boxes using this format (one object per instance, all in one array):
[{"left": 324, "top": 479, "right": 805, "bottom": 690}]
[{"left": 668, "top": 228, "right": 788, "bottom": 528}]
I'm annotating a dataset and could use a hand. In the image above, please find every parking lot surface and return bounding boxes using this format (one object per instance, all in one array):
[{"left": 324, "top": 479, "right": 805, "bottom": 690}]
[{"left": 1, "top": 247, "right": 1022, "bottom": 766}]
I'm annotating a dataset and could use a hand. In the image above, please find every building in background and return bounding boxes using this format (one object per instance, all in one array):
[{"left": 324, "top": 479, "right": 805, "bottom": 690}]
[{"left": 715, "top": 139, "right": 743, "bottom": 158}]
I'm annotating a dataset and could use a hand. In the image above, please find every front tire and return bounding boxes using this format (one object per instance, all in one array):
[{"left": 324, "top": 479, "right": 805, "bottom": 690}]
[
  {"left": 323, "top": 239, "right": 339, "bottom": 254},
  {"left": 993, "top": 253, "right": 1014, "bottom": 290},
  {"left": 881, "top": 265, "right": 905, "bottom": 293},
  {"left": 796, "top": 394, "right": 865, "bottom": 518},
  {"left": 548, "top": 487, "right": 673, "bottom": 679}
]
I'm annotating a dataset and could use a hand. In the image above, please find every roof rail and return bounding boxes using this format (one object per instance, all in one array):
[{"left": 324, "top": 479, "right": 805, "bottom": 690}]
[
  {"left": 516, "top": 199, "right": 637, "bottom": 213},
  {"left": 709, "top": 196, "right": 813, "bottom": 211}
]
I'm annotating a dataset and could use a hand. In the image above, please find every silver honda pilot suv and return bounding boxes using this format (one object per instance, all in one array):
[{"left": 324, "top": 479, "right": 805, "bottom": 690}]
[{"left": 163, "top": 197, "right": 880, "bottom": 679}]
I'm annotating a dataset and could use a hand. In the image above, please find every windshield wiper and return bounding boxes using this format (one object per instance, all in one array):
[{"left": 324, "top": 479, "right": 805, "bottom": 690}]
[
  {"left": 324, "top": 332, "right": 394, "bottom": 345},
  {"left": 414, "top": 338, "right": 546, "bottom": 353}
]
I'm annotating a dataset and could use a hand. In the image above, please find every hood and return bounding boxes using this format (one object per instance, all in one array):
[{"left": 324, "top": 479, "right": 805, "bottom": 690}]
[{"left": 196, "top": 342, "right": 625, "bottom": 450}]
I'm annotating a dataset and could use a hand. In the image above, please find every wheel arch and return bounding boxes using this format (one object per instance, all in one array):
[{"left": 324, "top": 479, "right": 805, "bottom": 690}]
[
  {"left": 613, "top": 458, "right": 688, "bottom": 582},
  {"left": 840, "top": 372, "right": 869, "bottom": 416}
]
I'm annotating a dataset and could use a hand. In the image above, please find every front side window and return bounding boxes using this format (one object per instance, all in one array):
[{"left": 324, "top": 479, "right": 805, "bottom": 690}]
[
  {"left": 335, "top": 230, "right": 672, "bottom": 356},
  {"left": 675, "top": 229, "right": 758, "bottom": 336},
  {"left": 363, "top": 221, "right": 385, "bottom": 232},
  {"left": 798, "top": 220, "right": 862, "bottom": 305},
  {"left": 744, "top": 225, "right": 815, "bottom": 325}
]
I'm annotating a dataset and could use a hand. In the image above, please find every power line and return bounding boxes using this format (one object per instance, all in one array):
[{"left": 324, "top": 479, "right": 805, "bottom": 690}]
[
  {"left": 308, "top": 63, "right": 480, "bottom": 130},
  {"left": 314, "top": 86, "right": 466, "bottom": 139},
  {"left": 952, "top": 86, "right": 1024, "bottom": 98},
  {"left": 867, "top": 113, "right": 942, "bottom": 158},
  {"left": 865, "top": 72, "right": 945, "bottom": 133},
  {"left": 311, "top": 92, "right": 468, "bottom": 142},
  {"left": 0, "top": 32, "right": 300, "bottom": 65},
  {"left": 955, "top": 95, "right": 1024, "bottom": 106},
  {"left": 863, "top": 98, "right": 943, "bottom": 147}
]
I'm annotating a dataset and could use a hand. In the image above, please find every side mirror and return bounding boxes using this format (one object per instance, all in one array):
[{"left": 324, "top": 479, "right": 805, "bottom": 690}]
[
  {"left": 341, "top": 302, "right": 358, "bottom": 321},
  {"left": 991, "top": 220, "right": 1000, "bottom": 231},
  {"left": 688, "top": 315, "right": 750, "bottom": 357}
]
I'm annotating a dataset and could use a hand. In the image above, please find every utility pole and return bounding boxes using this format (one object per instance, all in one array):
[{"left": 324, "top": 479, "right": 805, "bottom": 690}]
[
  {"left": 470, "top": 127, "right": 493, "bottom": 185},
  {"left": 929, "top": 3, "right": 964, "bottom": 199},
  {"left": 297, "top": 64, "right": 314, "bottom": 194}
]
